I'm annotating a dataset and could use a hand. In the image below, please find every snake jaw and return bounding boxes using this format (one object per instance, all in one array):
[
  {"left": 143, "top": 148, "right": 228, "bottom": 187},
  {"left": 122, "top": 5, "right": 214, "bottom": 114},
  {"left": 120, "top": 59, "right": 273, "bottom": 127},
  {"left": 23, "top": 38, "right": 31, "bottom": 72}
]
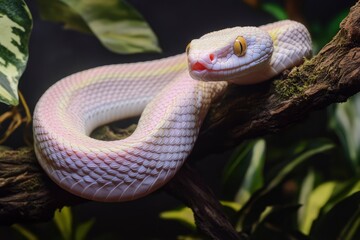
[
  {"left": 191, "top": 62, "right": 207, "bottom": 71},
  {"left": 188, "top": 57, "right": 213, "bottom": 80}
]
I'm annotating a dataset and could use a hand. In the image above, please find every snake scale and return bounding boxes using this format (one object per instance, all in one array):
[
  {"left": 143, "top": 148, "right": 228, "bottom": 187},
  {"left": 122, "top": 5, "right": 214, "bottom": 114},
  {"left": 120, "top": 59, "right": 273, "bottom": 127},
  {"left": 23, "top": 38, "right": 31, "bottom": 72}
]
[{"left": 33, "top": 20, "right": 312, "bottom": 202}]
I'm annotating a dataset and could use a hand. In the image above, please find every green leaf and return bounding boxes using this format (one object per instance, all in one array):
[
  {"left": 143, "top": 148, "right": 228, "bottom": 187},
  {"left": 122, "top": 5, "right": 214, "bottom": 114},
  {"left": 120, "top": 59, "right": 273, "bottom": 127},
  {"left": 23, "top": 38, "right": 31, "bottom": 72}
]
[
  {"left": 326, "top": 9, "right": 349, "bottom": 39},
  {"left": 310, "top": 191, "right": 360, "bottom": 240},
  {"left": 321, "top": 179, "right": 360, "bottom": 215},
  {"left": 221, "top": 200, "right": 242, "bottom": 212},
  {"left": 234, "top": 139, "right": 266, "bottom": 205},
  {"left": 160, "top": 206, "right": 196, "bottom": 230},
  {"left": 36, "top": 0, "right": 91, "bottom": 33},
  {"left": 11, "top": 224, "right": 38, "bottom": 240},
  {"left": 329, "top": 93, "right": 360, "bottom": 174},
  {"left": 297, "top": 168, "right": 316, "bottom": 233},
  {"left": 75, "top": 218, "right": 95, "bottom": 240},
  {"left": 54, "top": 206, "right": 73, "bottom": 240},
  {"left": 37, "top": 0, "right": 161, "bottom": 54},
  {"left": 0, "top": 0, "right": 32, "bottom": 105},
  {"left": 260, "top": 3, "right": 288, "bottom": 20},
  {"left": 252, "top": 205, "right": 308, "bottom": 240},
  {"left": 299, "top": 181, "right": 337, "bottom": 234},
  {"left": 310, "top": 9, "right": 349, "bottom": 54},
  {"left": 222, "top": 139, "right": 265, "bottom": 201},
  {"left": 340, "top": 205, "right": 360, "bottom": 240},
  {"left": 265, "top": 141, "right": 334, "bottom": 194},
  {"left": 160, "top": 201, "right": 242, "bottom": 231},
  {"left": 236, "top": 139, "right": 334, "bottom": 231},
  {"left": 301, "top": 180, "right": 360, "bottom": 235}
]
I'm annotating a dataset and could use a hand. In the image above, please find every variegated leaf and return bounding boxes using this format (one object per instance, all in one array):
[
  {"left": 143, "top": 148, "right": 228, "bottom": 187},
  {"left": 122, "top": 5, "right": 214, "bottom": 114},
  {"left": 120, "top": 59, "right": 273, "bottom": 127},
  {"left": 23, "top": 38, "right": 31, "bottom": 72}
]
[
  {"left": 0, "top": 0, "right": 32, "bottom": 105},
  {"left": 37, "top": 0, "right": 161, "bottom": 54}
]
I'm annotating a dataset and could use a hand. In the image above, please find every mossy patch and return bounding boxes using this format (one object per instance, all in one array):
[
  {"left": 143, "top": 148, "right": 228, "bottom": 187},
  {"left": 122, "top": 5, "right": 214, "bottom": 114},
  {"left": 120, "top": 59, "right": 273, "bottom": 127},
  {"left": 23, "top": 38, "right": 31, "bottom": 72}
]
[{"left": 273, "top": 59, "right": 317, "bottom": 100}]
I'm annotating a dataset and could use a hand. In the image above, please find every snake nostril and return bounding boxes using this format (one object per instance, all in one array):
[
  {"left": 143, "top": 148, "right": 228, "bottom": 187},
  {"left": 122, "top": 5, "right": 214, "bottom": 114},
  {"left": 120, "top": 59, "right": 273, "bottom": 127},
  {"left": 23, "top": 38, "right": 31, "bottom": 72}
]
[{"left": 209, "top": 54, "right": 215, "bottom": 62}]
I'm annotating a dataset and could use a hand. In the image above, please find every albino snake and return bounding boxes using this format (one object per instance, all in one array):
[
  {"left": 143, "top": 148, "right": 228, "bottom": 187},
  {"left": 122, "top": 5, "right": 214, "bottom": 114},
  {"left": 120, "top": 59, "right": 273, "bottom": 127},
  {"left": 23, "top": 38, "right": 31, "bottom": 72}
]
[{"left": 33, "top": 20, "right": 312, "bottom": 202}]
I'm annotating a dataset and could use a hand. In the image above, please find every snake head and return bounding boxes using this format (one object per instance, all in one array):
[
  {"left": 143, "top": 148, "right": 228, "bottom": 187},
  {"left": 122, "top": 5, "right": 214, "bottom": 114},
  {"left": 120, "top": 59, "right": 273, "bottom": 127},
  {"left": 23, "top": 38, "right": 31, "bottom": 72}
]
[{"left": 187, "top": 26, "right": 273, "bottom": 83}]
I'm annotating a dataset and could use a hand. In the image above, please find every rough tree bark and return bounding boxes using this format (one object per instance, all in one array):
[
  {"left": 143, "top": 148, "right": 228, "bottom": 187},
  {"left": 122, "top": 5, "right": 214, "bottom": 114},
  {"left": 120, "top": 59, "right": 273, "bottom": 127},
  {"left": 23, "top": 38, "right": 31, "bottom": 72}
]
[{"left": 1, "top": 1, "right": 360, "bottom": 239}]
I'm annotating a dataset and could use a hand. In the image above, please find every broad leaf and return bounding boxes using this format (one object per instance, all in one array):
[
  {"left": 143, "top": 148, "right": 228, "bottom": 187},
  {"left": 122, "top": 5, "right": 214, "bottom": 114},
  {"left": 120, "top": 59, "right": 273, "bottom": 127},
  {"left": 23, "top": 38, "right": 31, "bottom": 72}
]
[
  {"left": 0, "top": 0, "right": 32, "bottom": 105},
  {"left": 300, "top": 180, "right": 360, "bottom": 235},
  {"left": 322, "top": 179, "right": 360, "bottom": 213},
  {"left": 299, "top": 181, "right": 337, "bottom": 234},
  {"left": 310, "top": 191, "right": 360, "bottom": 240},
  {"left": 36, "top": 0, "right": 161, "bottom": 54},
  {"left": 36, "top": 0, "right": 91, "bottom": 33}
]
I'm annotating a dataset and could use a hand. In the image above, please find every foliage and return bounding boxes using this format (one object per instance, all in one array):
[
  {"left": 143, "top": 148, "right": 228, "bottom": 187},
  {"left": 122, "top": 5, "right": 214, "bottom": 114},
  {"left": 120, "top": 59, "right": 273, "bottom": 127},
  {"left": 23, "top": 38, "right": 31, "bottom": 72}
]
[
  {"left": 159, "top": 134, "right": 359, "bottom": 239},
  {"left": 329, "top": 93, "right": 360, "bottom": 174},
  {"left": 36, "top": 0, "right": 161, "bottom": 54},
  {"left": 0, "top": 0, "right": 32, "bottom": 105},
  {"left": 0, "top": 0, "right": 359, "bottom": 239},
  {"left": 12, "top": 207, "right": 95, "bottom": 240},
  {"left": 156, "top": 2, "right": 359, "bottom": 239},
  {"left": 261, "top": 3, "right": 288, "bottom": 20},
  {"left": 222, "top": 139, "right": 266, "bottom": 205}
]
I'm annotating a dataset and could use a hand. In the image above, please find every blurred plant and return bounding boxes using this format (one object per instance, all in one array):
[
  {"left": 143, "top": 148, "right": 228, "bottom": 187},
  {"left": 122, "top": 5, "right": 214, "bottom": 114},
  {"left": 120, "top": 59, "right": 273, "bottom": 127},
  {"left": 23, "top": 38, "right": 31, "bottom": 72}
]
[
  {"left": 234, "top": 139, "right": 334, "bottom": 230},
  {"left": 159, "top": 5, "right": 360, "bottom": 236},
  {"left": 222, "top": 139, "right": 266, "bottom": 206},
  {"left": 12, "top": 207, "right": 95, "bottom": 240},
  {"left": 161, "top": 135, "right": 359, "bottom": 239},
  {"left": 35, "top": 0, "right": 161, "bottom": 54},
  {"left": 329, "top": 93, "right": 360, "bottom": 175},
  {"left": 158, "top": 2, "right": 360, "bottom": 236}
]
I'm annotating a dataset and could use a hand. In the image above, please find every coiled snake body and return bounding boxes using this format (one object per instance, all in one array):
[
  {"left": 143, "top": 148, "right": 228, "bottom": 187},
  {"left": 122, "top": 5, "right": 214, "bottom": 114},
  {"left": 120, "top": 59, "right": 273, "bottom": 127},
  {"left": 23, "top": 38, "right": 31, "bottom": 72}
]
[{"left": 33, "top": 20, "right": 312, "bottom": 202}]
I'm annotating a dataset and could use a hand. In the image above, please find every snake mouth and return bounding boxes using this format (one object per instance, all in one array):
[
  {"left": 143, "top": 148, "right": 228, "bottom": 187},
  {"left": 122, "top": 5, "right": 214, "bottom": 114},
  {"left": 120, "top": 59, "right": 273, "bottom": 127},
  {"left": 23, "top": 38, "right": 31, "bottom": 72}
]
[
  {"left": 189, "top": 53, "right": 271, "bottom": 81},
  {"left": 191, "top": 62, "right": 207, "bottom": 72},
  {"left": 189, "top": 55, "right": 269, "bottom": 74},
  {"left": 190, "top": 61, "right": 241, "bottom": 74}
]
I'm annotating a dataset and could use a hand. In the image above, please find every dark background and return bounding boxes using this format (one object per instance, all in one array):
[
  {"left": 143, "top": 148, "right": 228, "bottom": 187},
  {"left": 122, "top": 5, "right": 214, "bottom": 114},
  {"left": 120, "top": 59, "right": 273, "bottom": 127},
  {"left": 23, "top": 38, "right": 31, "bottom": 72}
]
[{"left": 2, "top": 0, "right": 357, "bottom": 239}]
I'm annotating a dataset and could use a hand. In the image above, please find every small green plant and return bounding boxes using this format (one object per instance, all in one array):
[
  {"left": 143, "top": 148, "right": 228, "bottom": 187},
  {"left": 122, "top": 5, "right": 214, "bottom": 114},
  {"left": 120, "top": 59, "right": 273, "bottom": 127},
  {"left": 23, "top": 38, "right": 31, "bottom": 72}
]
[{"left": 12, "top": 207, "right": 95, "bottom": 240}]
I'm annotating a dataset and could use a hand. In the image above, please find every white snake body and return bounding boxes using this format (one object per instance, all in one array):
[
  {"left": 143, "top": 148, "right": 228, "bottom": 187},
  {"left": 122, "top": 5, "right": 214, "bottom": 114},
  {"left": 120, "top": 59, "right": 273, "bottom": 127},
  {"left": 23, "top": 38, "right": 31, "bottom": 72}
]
[{"left": 33, "top": 20, "right": 312, "bottom": 202}]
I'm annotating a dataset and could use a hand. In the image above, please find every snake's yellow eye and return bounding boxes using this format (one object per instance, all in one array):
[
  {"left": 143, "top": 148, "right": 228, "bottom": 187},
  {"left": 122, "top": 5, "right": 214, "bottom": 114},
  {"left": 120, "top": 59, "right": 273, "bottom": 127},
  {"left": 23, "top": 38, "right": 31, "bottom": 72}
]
[
  {"left": 233, "top": 36, "right": 247, "bottom": 57},
  {"left": 186, "top": 43, "right": 191, "bottom": 55}
]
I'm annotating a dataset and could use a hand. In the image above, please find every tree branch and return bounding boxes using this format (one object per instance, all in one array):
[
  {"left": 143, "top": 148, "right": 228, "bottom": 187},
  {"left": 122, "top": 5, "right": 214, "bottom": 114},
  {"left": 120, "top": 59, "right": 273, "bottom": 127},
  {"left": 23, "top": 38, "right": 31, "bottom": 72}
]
[
  {"left": 1, "top": 1, "right": 360, "bottom": 239},
  {"left": 192, "top": 1, "right": 360, "bottom": 159}
]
